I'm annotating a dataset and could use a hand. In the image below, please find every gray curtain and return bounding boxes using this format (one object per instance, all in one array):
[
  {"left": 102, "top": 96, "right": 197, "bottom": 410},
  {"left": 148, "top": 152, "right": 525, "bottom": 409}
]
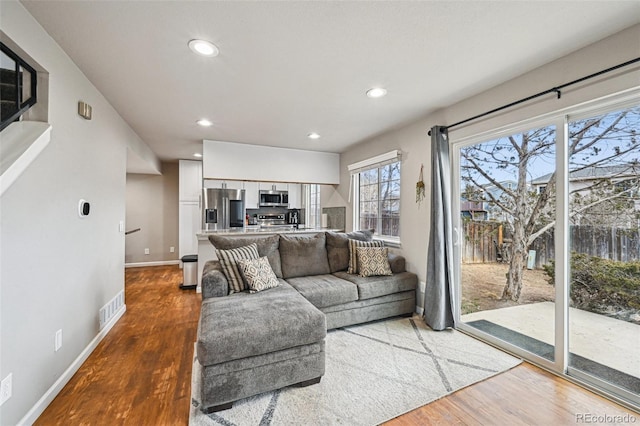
[{"left": 423, "top": 126, "right": 456, "bottom": 330}]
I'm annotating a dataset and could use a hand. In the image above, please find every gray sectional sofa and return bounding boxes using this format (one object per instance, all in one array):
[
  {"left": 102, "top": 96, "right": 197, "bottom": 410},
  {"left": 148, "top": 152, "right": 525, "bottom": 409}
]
[{"left": 196, "top": 230, "right": 417, "bottom": 413}]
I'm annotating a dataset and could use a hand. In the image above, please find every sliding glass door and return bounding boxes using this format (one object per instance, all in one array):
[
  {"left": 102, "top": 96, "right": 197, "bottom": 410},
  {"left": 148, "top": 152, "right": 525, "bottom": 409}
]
[
  {"left": 454, "top": 97, "right": 640, "bottom": 408},
  {"left": 457, "top": 123, "right": 558, "bottom": 367},
  {"left": 566, "top": 106, "right": 640, "bottom": 401}
]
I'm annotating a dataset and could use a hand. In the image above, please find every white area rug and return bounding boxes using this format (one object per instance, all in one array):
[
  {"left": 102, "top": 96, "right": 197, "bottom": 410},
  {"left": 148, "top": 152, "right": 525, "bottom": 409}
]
[{"left": 190, "top": 316, "right": 521, "bottom": 425}]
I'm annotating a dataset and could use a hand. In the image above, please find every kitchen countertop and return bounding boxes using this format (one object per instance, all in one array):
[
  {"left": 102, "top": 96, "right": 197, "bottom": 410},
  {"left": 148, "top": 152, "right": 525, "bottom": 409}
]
[{"left": 196, "top": 227, "right": 342, "bottom": 240}]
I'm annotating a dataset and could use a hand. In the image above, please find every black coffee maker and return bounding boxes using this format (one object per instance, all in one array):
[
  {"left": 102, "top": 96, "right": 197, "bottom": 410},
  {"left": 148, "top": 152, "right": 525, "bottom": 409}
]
[{"left": 287, "top": 209, "right": 300, "bottom": 228}]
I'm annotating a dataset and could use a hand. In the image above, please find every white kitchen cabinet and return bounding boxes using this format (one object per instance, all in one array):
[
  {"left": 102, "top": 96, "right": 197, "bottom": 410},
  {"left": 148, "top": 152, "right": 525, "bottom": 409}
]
[
  {"left": 204, "top": 179, "right": 243, "bottom": 190},
  {"left": 244, "top": 181, "right": 260, "bottom": 208},
  {"left": 179, "top": 201, "right": 201, "bottom": 259},
  {"left": 259, "top": 182, "right": 288, "bottom": 191},
  {"left": 288, "top": 184, "right": 302, "bottom": 209},
  {"left": 179, "top": 160, "right": 202, "bottom": 202}
]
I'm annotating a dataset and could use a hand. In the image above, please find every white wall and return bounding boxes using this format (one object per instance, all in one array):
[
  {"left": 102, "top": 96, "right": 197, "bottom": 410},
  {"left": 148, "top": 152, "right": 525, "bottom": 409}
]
[
  {"left": 331, "top": 24, "right": 640, "bottom": 308},
  {"left": 0, "top": 2, "right": 152, "bottom": 424},
  {"left": 125, "top": 162, "right": 179, "bottom": 265},
  {"left": 203, "top": 139, "right": 340, "bottom": 184}
]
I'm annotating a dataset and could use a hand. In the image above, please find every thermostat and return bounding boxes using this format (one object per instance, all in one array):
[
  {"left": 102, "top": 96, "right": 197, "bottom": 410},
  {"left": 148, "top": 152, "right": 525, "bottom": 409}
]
[{"left": 79, "top": 199, "right": 90, "bottom": 217}]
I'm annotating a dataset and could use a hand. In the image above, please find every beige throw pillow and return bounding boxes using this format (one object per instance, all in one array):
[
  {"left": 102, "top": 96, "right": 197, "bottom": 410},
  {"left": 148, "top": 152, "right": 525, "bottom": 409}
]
[
  {"left": 348, "top": 239, "right": 383, "bottom": 274},
  {"left": 356, "top": 247, "right": 393, "bottom": 277},
  {"left": 215, "top": 243, "right": 259, "bottom": 293},
  {"left": 236, "top": 256, "right": 280, "bottom": 293}
]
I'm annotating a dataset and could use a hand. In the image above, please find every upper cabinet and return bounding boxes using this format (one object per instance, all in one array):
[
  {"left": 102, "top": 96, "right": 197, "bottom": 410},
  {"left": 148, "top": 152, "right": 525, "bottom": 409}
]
[
  {"left": 179, "top": 160, "right": 202, "bottom": 202},
  {"left": 288, "top": 184, "right": 302, "bottom": 209},
  {"left": 244, "top": 181, "right": 260, "bottom": 209},
  {"left": 259, "top": 182, "right": 288, "bottom": 191},
  {"left": 204, "top": 179, "right": 243, "bottom": 190}
]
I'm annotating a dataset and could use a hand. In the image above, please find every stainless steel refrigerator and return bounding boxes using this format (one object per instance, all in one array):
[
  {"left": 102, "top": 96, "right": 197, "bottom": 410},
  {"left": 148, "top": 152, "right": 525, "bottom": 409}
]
[{"left": 202, "top": 188, "right": 246, "bottom": 231}]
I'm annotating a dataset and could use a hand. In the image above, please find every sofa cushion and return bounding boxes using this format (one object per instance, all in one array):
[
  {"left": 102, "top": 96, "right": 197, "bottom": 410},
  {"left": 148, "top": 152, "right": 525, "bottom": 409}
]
[
  {"left": 209, "top": 234, "right": 283, "bottom": 278},
  {"left": 325, "top": 230, "right": 374, "bottom": 273},
  {"left": 197, "top": 282, "right": 326, "bottom": 366},
  {"left": 286, "top": 274, "right": 359, "bottom": 308},
  {"left": 333, "top": 271, "right": 418, "bottom": 300},
  {"left": 356, "top": 247, "right": 393, "bottom": 277},
  {"left": 279, "top": 233, "right": 331, "bottom": 278},
  {"left": 216, "top": 243, "right": 259, "bottom": 293},
  {"left": 348, "top": 239, "right": 383, "bottom": 274},
  {"left": 237, "top": 256, "right": 280, "bottom": 293}
]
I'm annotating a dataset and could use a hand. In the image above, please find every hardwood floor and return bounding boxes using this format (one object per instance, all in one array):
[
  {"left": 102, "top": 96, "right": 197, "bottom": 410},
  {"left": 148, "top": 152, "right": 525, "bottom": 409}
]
[
  {"left": 35, "top": 266, "right": 636, "bottom": 425},
  {"left": 35, "top": 265, "right": 201, "bottom": 426}
]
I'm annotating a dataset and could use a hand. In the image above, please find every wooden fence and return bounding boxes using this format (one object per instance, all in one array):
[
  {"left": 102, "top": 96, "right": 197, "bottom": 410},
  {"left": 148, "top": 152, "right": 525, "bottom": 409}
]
[
  {"left": 461, "top": 221, "right": 503, "bottom": 264},
  {"left": 462, "top": 221, "right": 640, "bottom": 267}
]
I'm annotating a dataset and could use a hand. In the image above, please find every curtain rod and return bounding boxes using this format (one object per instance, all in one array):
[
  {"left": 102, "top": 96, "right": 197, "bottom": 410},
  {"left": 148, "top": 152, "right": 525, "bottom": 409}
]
[{"left": 428, "top": 57, "right": 640, "bottom": 136}]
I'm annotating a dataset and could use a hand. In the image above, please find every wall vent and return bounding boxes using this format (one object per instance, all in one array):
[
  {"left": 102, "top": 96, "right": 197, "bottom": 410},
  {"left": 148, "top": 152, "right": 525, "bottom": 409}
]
[{"left": 98, "top": 290, "right": 125, "bottom": 330}]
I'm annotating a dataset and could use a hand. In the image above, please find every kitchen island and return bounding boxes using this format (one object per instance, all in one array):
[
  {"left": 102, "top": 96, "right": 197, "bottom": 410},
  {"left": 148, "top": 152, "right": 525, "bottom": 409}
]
[{"left": 195, "top": 227, "right": 343, "bottom": 292}]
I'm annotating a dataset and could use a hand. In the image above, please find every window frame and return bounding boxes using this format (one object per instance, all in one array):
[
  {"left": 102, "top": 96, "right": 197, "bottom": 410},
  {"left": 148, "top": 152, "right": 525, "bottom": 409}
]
[
  {"left": 303, "top": 184, "right": 321, "bottom": 229},
  {"left": 1, "top": 41, "right": 38, "bottom": 132},
  {"left": 353, "top": 160, "right": 402, "bottom": 244}
]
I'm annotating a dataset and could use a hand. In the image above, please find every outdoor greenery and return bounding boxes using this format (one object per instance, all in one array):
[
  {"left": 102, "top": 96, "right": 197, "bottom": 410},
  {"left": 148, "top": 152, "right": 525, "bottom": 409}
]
[{"left": 544, "top": 253, "right": 640, "bottom": 314}]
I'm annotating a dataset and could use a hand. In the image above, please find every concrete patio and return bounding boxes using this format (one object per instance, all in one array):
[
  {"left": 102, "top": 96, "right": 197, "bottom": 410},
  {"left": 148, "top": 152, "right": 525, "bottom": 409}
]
[{"left": 462, "top": 302, "right": 640, "bottom": 379}]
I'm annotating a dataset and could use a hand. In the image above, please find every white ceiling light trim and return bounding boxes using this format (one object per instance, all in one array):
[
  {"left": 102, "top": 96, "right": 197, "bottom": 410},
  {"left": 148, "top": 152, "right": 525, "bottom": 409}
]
[
  {"left": 193, "top": 153, "right": 203, "bottom": 158},
  {"left": 196, "top": 118, "right": 213, "bottom": 127},
  {"left": 366, "top": 87, "right": 387, "bottom": 98},
  {"left": 188, "top": 39, "right": 219, "bottom": 57},
  {"left": 307, "top": 132, "right": 321, "bottom": 140}
]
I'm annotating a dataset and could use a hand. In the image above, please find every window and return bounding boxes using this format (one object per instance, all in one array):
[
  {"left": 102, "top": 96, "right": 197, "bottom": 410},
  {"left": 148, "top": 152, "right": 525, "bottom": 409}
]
[
  {"left": 304, "top": 184, "right": 321, "bottom": 228},
  {"left": 354, "top": 161, "right": 401, "bottom": 240},
  {"left": 1, "top": 42, "right": 37, "bottom": 131}
]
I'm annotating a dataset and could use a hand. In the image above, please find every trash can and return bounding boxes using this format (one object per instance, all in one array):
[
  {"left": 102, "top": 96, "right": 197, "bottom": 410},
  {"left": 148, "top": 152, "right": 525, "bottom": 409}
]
[{"left": 180, "top": 254, "right": 198, "bottom": 290}]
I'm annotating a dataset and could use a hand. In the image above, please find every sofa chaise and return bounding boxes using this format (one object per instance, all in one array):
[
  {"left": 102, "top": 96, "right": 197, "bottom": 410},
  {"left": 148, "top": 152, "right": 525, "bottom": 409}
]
[{"left": 196, "top": 231, "right": 418, "bottom": 413}]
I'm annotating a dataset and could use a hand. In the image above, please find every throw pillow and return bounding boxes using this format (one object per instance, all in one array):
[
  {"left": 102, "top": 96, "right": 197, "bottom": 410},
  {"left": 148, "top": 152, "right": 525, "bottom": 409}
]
[
  {"left": 209, "top": 234, "right": 282, "bottom": 278},
  {"left": 356, "top": 247, "right": 393, "bottom": 277},
  {"left": 325, "top": 230, "right": 374, "bottom": 273},
  {"left": 215, "top": 243, "right": 259, "bottom": 293},
  {"left": 236, "top": 256, "right": 280, "bottom": 293},
  {"left": 348, "top": 239, "right": 383, "bottom": 274},
  {"left": 279, "top": 233, "right": 331, "bottom": 279}
]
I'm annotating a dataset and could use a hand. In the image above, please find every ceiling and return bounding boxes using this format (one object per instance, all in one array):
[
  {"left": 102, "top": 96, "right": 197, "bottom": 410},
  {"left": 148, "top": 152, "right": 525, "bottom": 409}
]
[{"left": 21, "top": 1, "right": 640, "bottom": 166}]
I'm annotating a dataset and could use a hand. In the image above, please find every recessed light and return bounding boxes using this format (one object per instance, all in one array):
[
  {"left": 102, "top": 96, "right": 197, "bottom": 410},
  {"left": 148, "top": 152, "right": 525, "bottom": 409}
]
[
  {"left": 366, "top": 87, "right": 387, "bottom": 98},
  {"left": 307, "top": 132, "right": 321, "bottom": 140},
  {"left": 196, "top": 118, "right": 213, "bottom": 127},
  {"left": 193, "top": 153, "right": 203, "bottom": 158},
  {"left": 188, "top": 39, "right": 219, "bottom": 57}
]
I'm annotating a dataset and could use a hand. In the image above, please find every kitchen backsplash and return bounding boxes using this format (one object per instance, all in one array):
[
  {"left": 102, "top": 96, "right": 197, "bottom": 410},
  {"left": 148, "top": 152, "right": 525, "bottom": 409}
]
[{"left": 322, "top": 207, "right": 346, "bottom": 231}]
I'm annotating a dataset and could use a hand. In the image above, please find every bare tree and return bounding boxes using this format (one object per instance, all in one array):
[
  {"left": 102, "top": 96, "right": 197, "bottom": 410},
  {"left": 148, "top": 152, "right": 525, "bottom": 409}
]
[{"left": 461, "top": 107, "right": 640, "bottom": 301}]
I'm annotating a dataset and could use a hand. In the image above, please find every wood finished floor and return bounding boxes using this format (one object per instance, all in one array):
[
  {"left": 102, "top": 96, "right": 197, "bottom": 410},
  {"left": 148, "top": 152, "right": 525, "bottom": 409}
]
[{"left": 35, "top": 265, "right": 636, "bottom": 425}]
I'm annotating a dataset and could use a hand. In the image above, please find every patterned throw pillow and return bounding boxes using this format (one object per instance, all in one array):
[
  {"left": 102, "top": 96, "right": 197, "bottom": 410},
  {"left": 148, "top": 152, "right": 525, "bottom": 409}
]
[
  {"left": 356, "top": 247, "right": 393, "bottom": 277},
  {"left": 348, "top": 239, "right": 383, "bottom": 274},
  {"left": 215, "top": 243, "right": 259, "bottom": 293},
  {"left": 236, "top": 256, "right": 280, "bottom": 293}
]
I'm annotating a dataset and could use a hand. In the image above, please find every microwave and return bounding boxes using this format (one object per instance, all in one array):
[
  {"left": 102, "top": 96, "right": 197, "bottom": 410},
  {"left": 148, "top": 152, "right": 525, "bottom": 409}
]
[{"left": 259, "top": 190, "right": 289, "bottom": 207}]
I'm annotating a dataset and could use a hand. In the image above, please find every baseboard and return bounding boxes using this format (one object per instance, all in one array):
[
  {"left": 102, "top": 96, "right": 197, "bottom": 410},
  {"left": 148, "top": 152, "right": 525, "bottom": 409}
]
[
  {"left": 125, "top": 260, "right": 180, "bottom": 268},
  {"left": 18, "top": 305, "right": 127, "bottom": 425}
]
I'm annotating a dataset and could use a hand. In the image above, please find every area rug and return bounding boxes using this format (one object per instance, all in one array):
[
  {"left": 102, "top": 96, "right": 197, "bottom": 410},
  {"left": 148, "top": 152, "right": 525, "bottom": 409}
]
[{"left": 189, "top": 316, "right": 521, "bottom": 425}]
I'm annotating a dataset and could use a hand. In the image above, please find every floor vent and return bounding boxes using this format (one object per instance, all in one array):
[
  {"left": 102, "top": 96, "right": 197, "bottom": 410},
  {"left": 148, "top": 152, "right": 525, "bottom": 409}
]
[{"left": 99, "top": 290, "right": 125, "bottom": 330}]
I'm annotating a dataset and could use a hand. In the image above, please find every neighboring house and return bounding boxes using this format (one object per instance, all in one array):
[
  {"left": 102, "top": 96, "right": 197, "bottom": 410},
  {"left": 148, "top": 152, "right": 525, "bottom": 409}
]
[
  {"left": 531, "top": 164, "right": 640, "bottom": 227},
  {"left": 461, "top": 180, "right": 520, "bottom": 222},
  {"left": 460, "top": 200, "right": 488, "bottom": 221}
]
